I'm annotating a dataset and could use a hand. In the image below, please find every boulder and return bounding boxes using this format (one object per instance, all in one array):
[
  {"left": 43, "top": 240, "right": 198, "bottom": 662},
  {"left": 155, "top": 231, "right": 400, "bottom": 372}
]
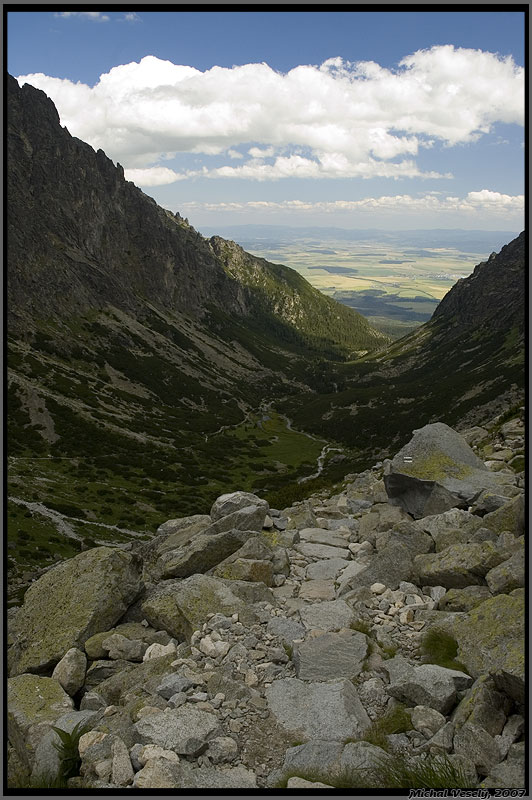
[
  {"left": 295, "top": 542, "right": 350, "bottom": 560},
  {"left": 298, "top": 579, "right": 336, "bottom": 601},
  {"left": 338, "top": 541, "right": 414, "bottom": 593},
  {"left": 410, "top": 705, "right": 447, "bottom": 737},
  {"left": 210, "top": 491, "right": 268, "bottom": 522},
  {"left": 299, "top": 600, "right": 355, "bottom": 632},
  {"left": 84, "top": 623, "right": 170, "bottom": 660},
  {"left": 452, "top": 593, "right": 524, "bottom": 703},
  {"left": 176, "top": 762, "right": 258, "bottom": 788},
  {"left": 453, "top": 721, "right": 502, "bottom": 777},
  {"left": 298, "top": 528, "right": 351, "bottom": 548},
  {"left": 133, "top": 757, "right": 182, "bottom": 788},
  {"left": 266, "top": 617, "right": 306, "bottom": 648},
  {"left": 134, "top": 707, "right": 222, "bottom": 755},
  {"left": 273, "top": 740, "right": 344, "bottom": 786},
  {"left": 101, "top": 634, "right": 148, "bottom": 662},
  {"left": 438, "top": 586, "right": 492, "bottom": 612},
  {"left": 386, "top": 663, "right": 473, "bottom": 714},
  {"left": 385, "top": 423, "right": 510, "bottom": 518},
  {"left": 8, "top": 674, "right": 74, "bottom": 763},
  {"left": 213, "top": 558, "right": 274, "bottom": 586},
  {"left": 30, "top": 709, "right": 97, "bottom": 781},
  {"left": 141, "top": 574, "right": 257, "bottom": 640},
  {"left": 413, "top": 542, "right": 505, "bottom": 588},
  {"left": 157, "top": 529, "right": 252, "bottom": 579},
  {"left": 305, "top": 558, "right": 350, "bottom": 580},
  {"left": 266, "top": 678, "right": 370, "bottom": 742},
  {"left": 482, "top": 495, "right": 524, "bottom": 536},
  {"left": 206, "top": 505, "right": 268, "bottom": 536},
  {"left": 451, "top": 676, "right": 510, "bottom": 737},
  {"left": 51, "top": 647, "right": 87, "bottom": 696},
  {"left": 485, "top": 551, "right": 524, "bottom": 595},
  {"left": 286, "top": 777, "right": 333, "bottom": 788},
  {"left": 9, "top": 547, "right": 142, "bottom": 676},
  {"left": 375, "top": 521, "right": 433, "bottom": 557},
  {"left": 293, "top": 630, "right": 368, "bottom": 681}
]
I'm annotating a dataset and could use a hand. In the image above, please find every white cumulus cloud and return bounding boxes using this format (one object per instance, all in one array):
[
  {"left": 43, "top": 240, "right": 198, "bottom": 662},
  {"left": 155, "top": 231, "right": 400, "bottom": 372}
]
[
  {"left": 17, "top": 46, "right": 523, "bottom": 182},
  {"left": 124, "top": 166, "right": 185, "bottom": 186},
  {"left": 54, "top": 12, "right": 110, "bottom": 22}
]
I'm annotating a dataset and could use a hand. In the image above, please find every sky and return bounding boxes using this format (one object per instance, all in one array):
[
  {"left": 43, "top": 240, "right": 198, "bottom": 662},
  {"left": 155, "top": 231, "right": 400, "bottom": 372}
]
[{"left": 7, "top": 9, "right": 525, "bottom": 232}]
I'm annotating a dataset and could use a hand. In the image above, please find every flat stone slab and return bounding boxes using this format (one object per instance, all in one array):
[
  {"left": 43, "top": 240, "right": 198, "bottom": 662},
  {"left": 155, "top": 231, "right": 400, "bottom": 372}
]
[
  {"left": 305, "top": 558, "right": 350, "bottom": 580},
  {"left": 134, "top": 707, "right": 222, "bottom": 756},
  {"left": 293, "top": 630, "right": 368, "bottom": 681},
  {"left": 266, "top": 678, "right": 370, "bottom": 742},
  {"left": 298, "top": 580, "right": 336, "bottom": 601},
  {"left": 299, "top": 600, "right": 355, "bottom": 632},
  {"left": 298, "top": 528, "right": 350, "bottom": 548},
  {"left": 295, "top": 543, "right": 350, "bottom": 560}
]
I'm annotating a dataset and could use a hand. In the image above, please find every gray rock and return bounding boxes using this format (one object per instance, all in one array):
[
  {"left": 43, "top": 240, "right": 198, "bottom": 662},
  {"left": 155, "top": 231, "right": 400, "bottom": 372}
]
[
  {"left": 206, "top": 736, "right": 239, "bottom": 764},
  {"left": 266, "top": 678, "right": 370, "bottom": 742},
  {"left": 453, "top": 721, "right": 502, "bottom": 776},
  {"left": 133, "top": 757, "right": 182, "bottom": 788},
  {"left": 293, "top": 630, "right": 368, "bottom": 681},
  {"left": 452, "top": 593, "right": 524, "bottom": 703},
  {"left": 286, "top": 777, "right": 332, "bottom": 788},
  {"left": 452, "top": 676, "right": 511, "bottom": 737},
  {"left": 495, "top": 715, "right": 525, "bottom": 759},
  {"left": 305, "top": 558, "right": 350, "bottom": 580},
  {"left": 339, "top": 740, "right": 391, "bottom": 771},
  {"left": 177, "top": 761, "right": 258, "bottom": 788},
  {"left": 485, "top": 551, "right": 524, "bottom": 594},
  {"left": 214, "top": 557, "right": 274, "bottom": 586},
  {"left": 8, "top": 674, "right": 74, "bottom": 744},
  {"left": 111, "top": 736, "right": 134, "bottom": 786},
  {"left": 338, "top": 542, "right": 414, "bottom": 593},
  {"left": 51, "top": 647, "right": 87, "bottom": 696},
  {"left": 295, "top": 542, "right": 350, "bottom": 560},
  {"left": 299, "top": 599, "right": 355, "bottom": 632},
  {"left": 375, "top": 522, "right": 433, "bottom": 557},
  {"left": 9, "top": 547, "right": 142, "bottom": 675},
  {"left": 207, "top": 505, "right": 268, "bottom": 537},
  {"left": 210, "top": 491, "right": 268, "bottom": 522},
  {"left": 298, "top": 579, "right": 336, "bottom": 601},
  {"left": 80, "top": 691, "right": 106, "bottom": 711},
  {"left": 266, "top": 617, "right": 306, "bottom": 647},
  {"left": 410, "top": 705, "right": 447, "bottom": 736},
  {"left": 423, "top": 721, "right": 455, "bottom": 753},
  {"left": 157, "top": 529, "right": 251, "bottom": 580},
  {"left": 384, "top": 423, "right": 512, "bottom": 518},
  {"left": 276, "top": 740, "right": 344, "bottom": 784},
  {"left": 387, "top": 663, "right": 472, "bottom": 714},
  {"left": 30, "top": 710, "right": 96, "bottom": 781},
  {"left": 438, "top": 586, "right": 492, "bottom": 612},
  {"left": 479, "top": 759, "right": 526, "bottom": 789},
  {"left": 298, "top": 528, "right": 350, "bottom": 548},
  {"left": 142, "top": 574, "right": 257, "bottom": 640},
  {"left": 156, "top": 674, "right": 195, "bottom": 699},
  {"left": 413, "top": 542, "right": 505, "bottom": 588},
  {"left": 482, "top": 494, "right": 524, "bottom": 537},
  {"left": 84, "top": 659, "right": 133, "bottom": 690},
  {"left": 102, "top": 633, "right": 148, "bottom": 662},
  {"left": 134, "top": 707, "right": 222, "bottom": 756}
]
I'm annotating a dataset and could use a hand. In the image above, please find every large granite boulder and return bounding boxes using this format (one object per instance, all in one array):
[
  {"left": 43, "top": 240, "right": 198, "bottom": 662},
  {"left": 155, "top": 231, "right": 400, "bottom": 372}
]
[
  {"left": 384, "top": 423, "right": 512, "bottom": 518},
  {"left": 134, "top": 707, "right": 222, "bottom": 756},
  {"left": 451, "top": 593, "right": 525, "bottom": 703},
  {"left": 210, "top": 491, "right": 269, "bottom": 522},
  {"left": 293, "top": 630, "right": 368, "bottom": 681},
  {"left": 266, "top": 678, "right": 370, "bottom": 742},
  {"left": 141, "top": 574, "right": 258, "bottom": 640},
  {"left": 156, "top": 529, "right": 252, "bottom": 579},
  {"left": 413, "top": 542, "right": 505, "bottom": 588},
  {"left": 9, "top": 547, "right": 142, "bottom": 675}
]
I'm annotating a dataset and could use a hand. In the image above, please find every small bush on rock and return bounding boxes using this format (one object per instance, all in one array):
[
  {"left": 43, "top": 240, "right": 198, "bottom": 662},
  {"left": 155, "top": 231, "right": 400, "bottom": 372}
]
[{"left": 420, "top": 628, "right": 468, "bottom": 672}]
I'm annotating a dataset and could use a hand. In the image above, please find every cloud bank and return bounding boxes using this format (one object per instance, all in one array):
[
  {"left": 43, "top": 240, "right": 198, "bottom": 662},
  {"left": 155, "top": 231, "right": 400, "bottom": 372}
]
[
  {"left": 177, "top": 190, "right": 524, "bottom": 218},
  {"left": 18, "top": 46, "right": 523, "bottom": 182}
]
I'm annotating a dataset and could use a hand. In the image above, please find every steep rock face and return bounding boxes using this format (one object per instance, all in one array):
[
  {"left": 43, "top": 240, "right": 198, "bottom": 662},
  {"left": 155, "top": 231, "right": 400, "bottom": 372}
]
[
  {"left": 8, "top": 73, "right": 386, "bottom": 356},
  {"left": 432, "top": 233, "right": 525, "bottom": 333}
]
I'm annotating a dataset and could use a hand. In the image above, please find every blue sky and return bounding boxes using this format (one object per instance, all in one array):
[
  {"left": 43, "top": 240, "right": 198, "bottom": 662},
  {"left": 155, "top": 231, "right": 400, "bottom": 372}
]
[{"left": 8, "top": 9, "right": 525, "bottom": 231}]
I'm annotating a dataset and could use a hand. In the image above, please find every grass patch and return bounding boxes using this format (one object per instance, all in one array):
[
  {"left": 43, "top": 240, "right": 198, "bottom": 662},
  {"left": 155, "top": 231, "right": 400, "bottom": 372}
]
[
  {"left": 363, "top": 704, "right": 413, "bottom": 751},
  {"left": 275, "top": 753, "right": 472, "bottom": 789},
  {"left": 420, "top": 627, "right": 468, "bottom": 673},
  {"left": 350, "top": 619, "right": 372, "bottom": 636}
]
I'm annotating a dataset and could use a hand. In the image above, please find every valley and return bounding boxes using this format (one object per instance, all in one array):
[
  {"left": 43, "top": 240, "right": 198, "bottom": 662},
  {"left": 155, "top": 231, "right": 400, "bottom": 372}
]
[{"left": 202, "top": 226, "right": 518, "bottom": 338}]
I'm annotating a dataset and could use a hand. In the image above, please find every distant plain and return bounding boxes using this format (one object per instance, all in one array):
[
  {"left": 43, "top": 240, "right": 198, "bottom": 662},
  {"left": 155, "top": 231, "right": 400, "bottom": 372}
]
[{"left": 202, "top": 226, "right": 518, "bottom": 338}]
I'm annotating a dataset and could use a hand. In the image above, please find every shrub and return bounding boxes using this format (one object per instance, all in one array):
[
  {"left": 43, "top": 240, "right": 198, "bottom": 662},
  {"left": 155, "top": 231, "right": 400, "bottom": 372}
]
[
  {"left": 363, "top": 704, "right": 413, "bottom": 750},
  {"left": 51, "top": 720, "right": 89, "bottom": 781}
]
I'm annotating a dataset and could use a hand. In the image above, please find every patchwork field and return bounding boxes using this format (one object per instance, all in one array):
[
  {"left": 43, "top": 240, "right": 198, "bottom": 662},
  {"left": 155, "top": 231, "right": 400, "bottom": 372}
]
[{"left": 203, "top": 227, "right": 518, "bottom": 338}]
